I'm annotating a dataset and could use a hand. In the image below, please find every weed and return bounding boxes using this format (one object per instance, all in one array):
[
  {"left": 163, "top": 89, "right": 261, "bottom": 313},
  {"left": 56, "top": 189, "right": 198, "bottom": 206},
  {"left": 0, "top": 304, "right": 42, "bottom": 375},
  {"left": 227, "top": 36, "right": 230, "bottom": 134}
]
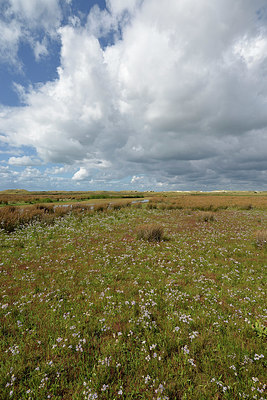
[{"left": 252, "top": 321, "right": 267, "bottom": 338}]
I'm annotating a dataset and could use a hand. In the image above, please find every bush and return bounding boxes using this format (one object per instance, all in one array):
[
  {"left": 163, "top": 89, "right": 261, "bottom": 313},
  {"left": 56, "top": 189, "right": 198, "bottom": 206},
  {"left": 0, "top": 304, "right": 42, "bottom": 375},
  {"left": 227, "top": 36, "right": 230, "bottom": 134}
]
[{"left": 137, "top": 224, "right": 164, "bottom": 242}]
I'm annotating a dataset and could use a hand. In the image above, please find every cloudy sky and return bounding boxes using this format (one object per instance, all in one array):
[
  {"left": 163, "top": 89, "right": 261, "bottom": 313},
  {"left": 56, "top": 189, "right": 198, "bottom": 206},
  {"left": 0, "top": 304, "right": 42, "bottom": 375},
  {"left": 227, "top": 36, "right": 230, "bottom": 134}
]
[{"left": 0, "top": 0, "right": 267, "bottom": 191}]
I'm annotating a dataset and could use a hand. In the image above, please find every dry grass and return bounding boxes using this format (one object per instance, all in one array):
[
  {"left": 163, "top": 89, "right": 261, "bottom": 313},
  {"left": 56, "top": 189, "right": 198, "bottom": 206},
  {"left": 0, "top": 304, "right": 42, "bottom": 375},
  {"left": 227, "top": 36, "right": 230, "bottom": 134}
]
[
  {"left": 148, "top": 194, "right": 267, "bottom": 210},
  {"left": 0, "top": 190, "right": 146, "bottom": 206},
  {"left": 0, "top": 200, "right": 136, "bottom": 232},
  {"left": 0, "top": 205, "right": 72, "bottom": 232},
  {"left": 1, "top": 192, "right": 266, "bottom": 233},
  {"left": 197, "top": 211, "right": 216, "bottom": 222},
  {"left": 255, "top": 229, "right": 267, "bottom": 247},
  {"left": 136, "top": 224, "right": 164, "bottom": 242}
]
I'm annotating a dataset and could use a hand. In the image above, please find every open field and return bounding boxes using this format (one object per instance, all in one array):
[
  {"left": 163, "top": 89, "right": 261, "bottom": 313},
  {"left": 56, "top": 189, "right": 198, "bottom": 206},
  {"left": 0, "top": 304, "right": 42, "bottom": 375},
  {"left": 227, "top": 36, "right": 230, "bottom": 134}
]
[{"left": 0, "top": 193, "right": 266, "bottom": 399}]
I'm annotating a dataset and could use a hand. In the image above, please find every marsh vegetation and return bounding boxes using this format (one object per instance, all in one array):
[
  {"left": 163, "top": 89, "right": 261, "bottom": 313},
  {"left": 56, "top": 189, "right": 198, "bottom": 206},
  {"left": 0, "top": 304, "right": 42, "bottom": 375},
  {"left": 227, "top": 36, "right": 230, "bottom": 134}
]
[{"left": 0, "top": 192, "right": 266, "bottom": 399}]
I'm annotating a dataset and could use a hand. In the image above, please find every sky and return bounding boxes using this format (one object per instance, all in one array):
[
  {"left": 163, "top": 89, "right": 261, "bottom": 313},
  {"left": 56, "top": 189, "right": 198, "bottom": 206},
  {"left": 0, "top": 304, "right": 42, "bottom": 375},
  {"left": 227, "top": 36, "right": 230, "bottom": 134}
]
[{"left": 0, "top": 0, "right": 267, "bottom": 192}]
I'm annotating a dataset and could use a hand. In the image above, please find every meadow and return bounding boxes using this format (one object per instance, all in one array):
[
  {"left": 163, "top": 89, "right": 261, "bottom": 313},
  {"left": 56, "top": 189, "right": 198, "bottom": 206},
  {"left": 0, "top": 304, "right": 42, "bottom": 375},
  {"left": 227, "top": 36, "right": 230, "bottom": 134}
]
[{"left": 0, "top": 192, "right": 266, "bottom": 399}]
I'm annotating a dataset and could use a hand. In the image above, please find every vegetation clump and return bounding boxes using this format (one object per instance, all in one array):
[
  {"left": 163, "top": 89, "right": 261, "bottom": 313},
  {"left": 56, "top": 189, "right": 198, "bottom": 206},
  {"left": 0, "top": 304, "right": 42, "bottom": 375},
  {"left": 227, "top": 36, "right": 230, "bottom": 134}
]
[
  {"left": 255, "top": 229, "right": 267, "bottom": 247},
  {"left": 137, "top": 224, "right": 164, "bottom": 241},
  {"left": 197, "top": 211, "right": 215, "bottom": 222},
  {"left": 252, "top": 321, "right": 267, "bottom": 338}
]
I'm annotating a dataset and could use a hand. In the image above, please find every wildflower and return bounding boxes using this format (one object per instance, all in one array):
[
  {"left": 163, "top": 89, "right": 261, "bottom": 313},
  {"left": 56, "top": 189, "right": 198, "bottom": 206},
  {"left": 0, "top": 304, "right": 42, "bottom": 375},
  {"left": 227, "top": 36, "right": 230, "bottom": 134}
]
[
  {"left": 254, "top": 353, "right": 264, "bottom": 360},
  {"left": 182, "top": 345, "right": 190, "bottom": 355},
  {"left": 188, "top": 358, "right": 196, "bottom": 367},
  {"left": 189, "top": 331, "right": 199, "bottom": 340}
]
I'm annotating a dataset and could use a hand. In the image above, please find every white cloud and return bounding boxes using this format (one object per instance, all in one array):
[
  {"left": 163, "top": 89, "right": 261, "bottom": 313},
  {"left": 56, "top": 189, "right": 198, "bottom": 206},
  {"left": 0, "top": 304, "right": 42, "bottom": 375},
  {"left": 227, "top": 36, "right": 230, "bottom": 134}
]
[
  {"left": 106, "top": 0, "right": 142, "bottom": 16},
  {"left": 0, "top": 0, "right": 63, "bottom": 65},
  {"left": 234, "top": 35, "right": 267, "bottom": 68},
  {"left": 8, "top": 155, "right": 41, "bottom": 166},
  {"left": 0, "top": 19, "right": 21, "bottom": 65},
  {"left": 1, "top": 0, "right": 267, "bottom": 189},
  {"left": 7, "top": 0, "right": 62, "bottom": 31},
  {"left": 131, "top": 175, "right": 144, "bottom": 183},
  {"left": 72, "top": 167, "right": 89, "bottom": 181},
  {"left": 33, "top": 39, "right": 49, "bottom": 61},
  {"left": 19, "top": 166, "right": 42, "bottom": 179},
  {"left": 45, "top": 165, "right": 73, "bottom": 175}
]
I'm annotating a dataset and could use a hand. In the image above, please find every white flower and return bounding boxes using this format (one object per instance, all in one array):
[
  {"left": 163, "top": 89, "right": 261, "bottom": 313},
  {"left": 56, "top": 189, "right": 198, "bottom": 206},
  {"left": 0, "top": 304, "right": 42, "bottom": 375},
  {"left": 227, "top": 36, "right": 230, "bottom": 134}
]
[{"left": 182, "top": 345, "right": 189, "bottom": 355}]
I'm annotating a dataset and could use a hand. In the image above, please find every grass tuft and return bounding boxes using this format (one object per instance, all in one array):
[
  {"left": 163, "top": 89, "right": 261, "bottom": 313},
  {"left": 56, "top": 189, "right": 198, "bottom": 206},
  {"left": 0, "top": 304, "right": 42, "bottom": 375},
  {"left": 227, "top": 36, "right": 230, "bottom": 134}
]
[
  {"left": 136, "top": 224, "right": 164, "bottom": 242},
  {"left": 255, "top": 229, "right": 267, "bottom": 247},
  {"left": 197, "top": 211, "right": 215, "bottom": 222}
]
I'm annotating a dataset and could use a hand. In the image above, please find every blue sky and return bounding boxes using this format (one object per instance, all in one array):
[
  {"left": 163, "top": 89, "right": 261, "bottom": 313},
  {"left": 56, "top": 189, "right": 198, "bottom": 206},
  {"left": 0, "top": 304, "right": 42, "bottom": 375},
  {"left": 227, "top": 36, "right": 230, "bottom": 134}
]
[{"left": 0, "top": 0, "right": 267, "bottom": 191}]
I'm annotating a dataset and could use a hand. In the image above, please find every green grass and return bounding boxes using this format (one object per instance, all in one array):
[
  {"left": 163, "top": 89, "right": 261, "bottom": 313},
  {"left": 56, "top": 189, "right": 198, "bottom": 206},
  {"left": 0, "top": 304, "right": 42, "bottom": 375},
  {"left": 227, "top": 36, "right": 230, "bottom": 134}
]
[{"left": 0, "top": 205, "right": 266, "bottom": 399}]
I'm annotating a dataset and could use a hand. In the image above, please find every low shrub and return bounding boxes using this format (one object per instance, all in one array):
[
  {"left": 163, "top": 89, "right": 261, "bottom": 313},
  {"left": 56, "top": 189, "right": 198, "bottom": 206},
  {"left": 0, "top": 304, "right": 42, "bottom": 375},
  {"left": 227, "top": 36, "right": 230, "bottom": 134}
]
[{"left": 137, "top": 224, "right": 164, "bottom": 242}]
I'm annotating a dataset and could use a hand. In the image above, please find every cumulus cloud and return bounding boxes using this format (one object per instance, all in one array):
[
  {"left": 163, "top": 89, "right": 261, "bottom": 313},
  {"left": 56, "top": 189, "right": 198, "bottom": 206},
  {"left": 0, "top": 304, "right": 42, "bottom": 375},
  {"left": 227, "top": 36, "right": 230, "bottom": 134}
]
[
  {"left": 72, "top": 167, "right": 89, "bottom": 181},
  {"left": 1, "top": 0, "right": 267, "bottom": 189},
  {"left": 0, "top": 0, "right": 63, "bottom": 64},
  {"left": 8, "top": 155, "right": 41, "bottom": 166}
]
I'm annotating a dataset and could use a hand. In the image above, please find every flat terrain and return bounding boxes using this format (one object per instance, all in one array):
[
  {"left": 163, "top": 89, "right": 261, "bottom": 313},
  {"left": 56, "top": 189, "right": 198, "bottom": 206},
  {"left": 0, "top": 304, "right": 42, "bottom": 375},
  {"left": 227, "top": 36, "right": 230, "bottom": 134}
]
[{"left": 0, "top": 193, "right": 266, "bottom": 399}]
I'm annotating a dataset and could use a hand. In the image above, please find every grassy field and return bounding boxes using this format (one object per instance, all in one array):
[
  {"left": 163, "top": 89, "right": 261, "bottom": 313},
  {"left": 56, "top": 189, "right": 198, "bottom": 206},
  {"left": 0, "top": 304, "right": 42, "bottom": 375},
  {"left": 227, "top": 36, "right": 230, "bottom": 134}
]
[{"left": 0, "top": 193, "right": 266, "bottom": 399}]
